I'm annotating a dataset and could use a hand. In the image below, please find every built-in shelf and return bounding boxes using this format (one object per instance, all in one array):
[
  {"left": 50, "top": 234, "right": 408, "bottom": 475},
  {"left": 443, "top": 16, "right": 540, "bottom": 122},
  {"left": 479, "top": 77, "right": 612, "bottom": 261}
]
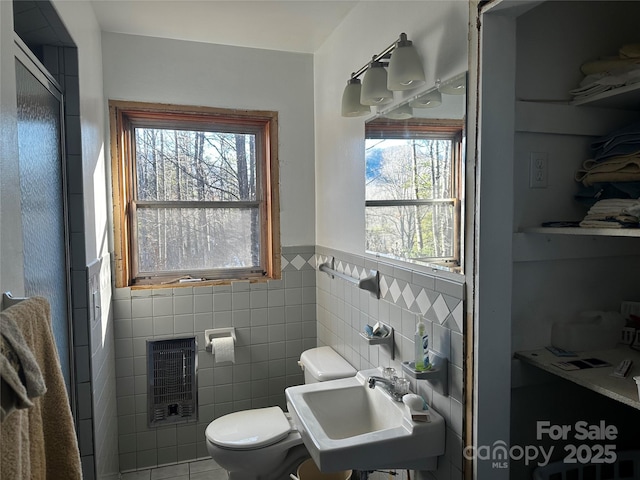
[
  {"left": 571, "top": 82, "right": 640, "bottom": 110},
  {"left": 520, "top": 226, "right": 640, "bottom": 237},
  {"left": 513, "top": 231, "right": 640, "bottom": 263},
  {"left": 515, "top": 100, "right": 638, "bottom": 136},
  {"left": 515, "top": 346, "right": 640, "bottom": 411}
]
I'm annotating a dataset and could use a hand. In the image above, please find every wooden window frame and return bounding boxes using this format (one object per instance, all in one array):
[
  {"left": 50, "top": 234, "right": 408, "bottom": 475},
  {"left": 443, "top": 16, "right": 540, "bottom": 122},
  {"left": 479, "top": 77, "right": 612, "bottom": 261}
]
[
  {"left": 109, "top": 100, "right": 280, "bottom": 288},
  {"left": 365, "top": 118, "right": 464, "bottom": 268}
]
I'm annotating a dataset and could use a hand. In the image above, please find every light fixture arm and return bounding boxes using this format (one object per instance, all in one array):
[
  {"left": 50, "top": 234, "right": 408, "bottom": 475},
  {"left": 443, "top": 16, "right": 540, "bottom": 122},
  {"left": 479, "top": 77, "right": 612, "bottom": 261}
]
[{"left": 349, "top": 38, "right": 398, "bottom": 80}]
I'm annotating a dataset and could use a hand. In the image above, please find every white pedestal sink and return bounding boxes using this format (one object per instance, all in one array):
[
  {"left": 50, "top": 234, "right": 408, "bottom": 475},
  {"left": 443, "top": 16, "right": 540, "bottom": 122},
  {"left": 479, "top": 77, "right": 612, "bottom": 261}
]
[{"left": 285, "top": 368, "right": 445, "bottom": 472}]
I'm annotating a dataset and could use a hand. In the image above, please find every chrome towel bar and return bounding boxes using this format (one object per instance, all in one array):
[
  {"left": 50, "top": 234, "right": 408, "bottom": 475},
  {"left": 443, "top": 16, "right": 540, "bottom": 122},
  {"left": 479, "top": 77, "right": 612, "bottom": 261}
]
[{"left": 318, "top": 258, "right": 380, "bottom": 298}]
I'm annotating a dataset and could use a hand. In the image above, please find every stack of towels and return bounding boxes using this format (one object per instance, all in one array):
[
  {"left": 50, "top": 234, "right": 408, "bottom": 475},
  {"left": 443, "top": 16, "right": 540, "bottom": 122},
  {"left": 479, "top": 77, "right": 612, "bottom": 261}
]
[
  {"left": 569, "top": 44, "right": 640, "bottom": 226},
  {"left": 579, "top": 198, "right": 640, "bottom": 228},
  {"left": 575, "top": 120, "right": 640, "bottom": 203},
  {"left": 569, "top": 43, "right": 640, "bottom": 101}
]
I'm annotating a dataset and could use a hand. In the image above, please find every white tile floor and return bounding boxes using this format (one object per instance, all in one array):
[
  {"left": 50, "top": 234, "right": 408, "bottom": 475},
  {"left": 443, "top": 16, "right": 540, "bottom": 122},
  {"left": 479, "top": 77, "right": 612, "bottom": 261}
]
[{"left": 121, "top": 459, "right": 227, "bottom": 480}]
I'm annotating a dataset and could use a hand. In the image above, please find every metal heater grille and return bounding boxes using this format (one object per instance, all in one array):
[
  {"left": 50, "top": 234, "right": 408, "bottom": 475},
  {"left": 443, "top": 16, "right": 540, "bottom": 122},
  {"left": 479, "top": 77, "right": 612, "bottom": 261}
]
[{"left": 147, "top": 337, "right": 198, "bottom": 427}]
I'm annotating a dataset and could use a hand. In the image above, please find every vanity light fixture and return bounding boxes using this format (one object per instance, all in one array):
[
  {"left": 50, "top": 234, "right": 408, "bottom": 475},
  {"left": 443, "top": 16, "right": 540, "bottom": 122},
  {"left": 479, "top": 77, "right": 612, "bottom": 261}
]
[
  {"left": 341, "top": 77, "right": 372, "bottom": 117},
  {"left": 341, "top": 32, "right": 425, "bottom": 117},
  {"left": 360, "top": 58, "right": 394, "bottom": 106}
]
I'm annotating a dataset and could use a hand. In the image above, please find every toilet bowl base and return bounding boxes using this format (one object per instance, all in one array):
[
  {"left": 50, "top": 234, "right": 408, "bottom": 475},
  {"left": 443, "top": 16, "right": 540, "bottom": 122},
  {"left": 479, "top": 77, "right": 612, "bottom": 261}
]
[{"left": 226, "top": 445, "right": 310, "bottom": 480}]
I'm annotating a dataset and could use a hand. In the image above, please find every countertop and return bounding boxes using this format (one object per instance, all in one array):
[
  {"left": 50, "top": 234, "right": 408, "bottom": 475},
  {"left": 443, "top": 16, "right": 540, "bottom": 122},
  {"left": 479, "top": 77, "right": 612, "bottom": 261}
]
[{"left": 514, "top": 345, "right": 640, "bottom": 410}]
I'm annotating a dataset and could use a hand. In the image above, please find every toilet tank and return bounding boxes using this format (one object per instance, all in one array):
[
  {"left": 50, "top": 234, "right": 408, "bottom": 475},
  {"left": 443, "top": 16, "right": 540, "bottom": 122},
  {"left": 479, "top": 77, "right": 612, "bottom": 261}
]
[{"left": 298, "top": 346, "right": 356, "bottom": 384}]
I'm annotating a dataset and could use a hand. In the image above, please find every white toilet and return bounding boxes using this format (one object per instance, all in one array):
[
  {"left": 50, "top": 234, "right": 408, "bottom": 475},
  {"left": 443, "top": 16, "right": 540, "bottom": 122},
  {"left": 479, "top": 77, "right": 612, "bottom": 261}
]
[{"left": 205, "top": 346, "right": 356, "bottom": 480}]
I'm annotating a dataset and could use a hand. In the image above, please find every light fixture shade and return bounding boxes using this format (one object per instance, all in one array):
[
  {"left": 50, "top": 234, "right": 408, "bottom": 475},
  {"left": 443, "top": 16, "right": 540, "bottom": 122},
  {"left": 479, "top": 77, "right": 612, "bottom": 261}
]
[
  {"left": 341, "top": 78, "right": 371, "bottom": 117},
  {"left": 360, "top": 60, "right": 393, "bottom": 106},
  {"left": 438, "top": 74, "right": 467, "bottom": 95},
  {"left": 387, "top": 33, "right": 425, "bottom": 91},
  {"left": 384, "top": 103, "right": 413, "bottom": 120},
  {"left": 409, "top": 89, "right": 442, "bottom": 108}
]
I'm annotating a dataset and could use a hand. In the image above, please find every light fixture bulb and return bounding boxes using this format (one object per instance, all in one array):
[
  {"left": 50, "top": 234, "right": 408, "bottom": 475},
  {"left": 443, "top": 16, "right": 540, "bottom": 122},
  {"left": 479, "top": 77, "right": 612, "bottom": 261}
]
[
  {"left": 387, "top": 33, "right": 425, "bottom": 91},
  {"left": 384, "top": 103, "right": 413, "bottom": 120},
  {"left": 438, "top": 74, "right": 467, "bottom": 95},
  {"left": 341, "top": 77, "right": 371, "bottom": 117},
  {"left": 360, "top": 59, "right": 393, "bottom": 106},
  {"left": 409, "top": 89, "right": 442, "bottom": 108}
]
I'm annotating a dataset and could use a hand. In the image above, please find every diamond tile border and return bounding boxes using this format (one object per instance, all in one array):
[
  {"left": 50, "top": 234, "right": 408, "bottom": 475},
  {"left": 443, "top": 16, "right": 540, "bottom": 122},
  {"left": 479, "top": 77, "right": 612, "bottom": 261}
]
[
  {"left": 282, "top": 252, "right": 315, "bottom": 271},
  {"left": 314, "top": 251, "right": 464, "bottom": 326},
  {"left": 273, "top": 249, "right": 463, "bottom": 324},
  {"left": 432, "top": 295, "right": 450, "bottom": 324}
]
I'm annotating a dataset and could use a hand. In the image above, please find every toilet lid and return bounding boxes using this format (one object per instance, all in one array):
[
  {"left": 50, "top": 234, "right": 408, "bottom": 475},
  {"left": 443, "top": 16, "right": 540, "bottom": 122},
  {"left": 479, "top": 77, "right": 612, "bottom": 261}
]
[{"left": 205, "top": 406, "right": 292, "bottom": 450}]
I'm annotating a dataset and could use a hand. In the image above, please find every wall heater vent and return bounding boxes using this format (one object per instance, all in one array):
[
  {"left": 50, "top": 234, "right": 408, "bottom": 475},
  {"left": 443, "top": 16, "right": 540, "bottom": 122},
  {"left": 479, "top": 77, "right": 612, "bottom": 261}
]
[{"left": 147, "top": 336, "right": 198, "bottom": 427}]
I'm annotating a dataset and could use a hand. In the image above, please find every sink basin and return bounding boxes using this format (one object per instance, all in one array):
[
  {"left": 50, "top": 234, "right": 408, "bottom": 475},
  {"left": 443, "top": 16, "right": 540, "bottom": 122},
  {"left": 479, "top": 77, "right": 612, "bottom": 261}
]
[{"left": 285, "top": 368, "right": 445, "bottom": 472}]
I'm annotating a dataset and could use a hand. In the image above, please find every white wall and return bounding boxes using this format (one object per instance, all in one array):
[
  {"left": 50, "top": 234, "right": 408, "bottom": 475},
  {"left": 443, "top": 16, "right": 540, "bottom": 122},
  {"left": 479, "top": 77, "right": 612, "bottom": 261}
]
[
  {"left": 47, "top": 3, "right": 117, "bottom": 477},
  {"left": 101, "top": 32, "right": 316, "bottom": 247},
  {"left": 314, "top": 0, "right": 468, "bottom": 253},
  {"left": 52, "top": 0, "right": 109, "bottom": 265}
]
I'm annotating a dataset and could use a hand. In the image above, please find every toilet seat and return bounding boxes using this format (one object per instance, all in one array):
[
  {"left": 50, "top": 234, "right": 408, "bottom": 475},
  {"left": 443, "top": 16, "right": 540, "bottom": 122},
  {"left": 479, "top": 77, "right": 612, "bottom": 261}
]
[{"left": 205, "top": 406, "right": 292, "bottom": 450}]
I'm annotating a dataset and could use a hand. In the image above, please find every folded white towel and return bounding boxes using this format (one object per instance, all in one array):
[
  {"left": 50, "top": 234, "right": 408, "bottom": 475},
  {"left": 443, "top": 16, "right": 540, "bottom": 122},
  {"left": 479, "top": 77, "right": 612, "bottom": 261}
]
[
  {"left": 586, "top": 199, "right": 640, "bottom": 215},
  {"left": 624, "top": 203, "right": 640, "bottom": 217},
  {"left": 571, "top": 65, "right": 640, "bottom": 99},
  {"left": 579, "top": 220, "right": 625, "bottom": 228},
  {"left": 580, "top": 198, "right": 640, "bottom": 229}
]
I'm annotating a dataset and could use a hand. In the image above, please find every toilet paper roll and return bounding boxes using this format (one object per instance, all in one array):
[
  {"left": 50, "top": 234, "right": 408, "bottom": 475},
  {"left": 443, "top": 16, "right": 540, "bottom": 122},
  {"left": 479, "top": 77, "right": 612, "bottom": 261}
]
[{"left": 212, "top": 337, "right": 235, "bottom": 364}]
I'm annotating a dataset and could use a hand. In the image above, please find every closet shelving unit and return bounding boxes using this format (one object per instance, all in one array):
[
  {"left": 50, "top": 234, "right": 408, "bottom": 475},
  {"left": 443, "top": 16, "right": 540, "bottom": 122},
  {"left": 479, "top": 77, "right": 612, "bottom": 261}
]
[
  {"left": 505, "top": 0, "right": 640, "bottom": 402},
  {"left": 517, "top": 81, "right": 640, "bottom": 239},
  {"left": 474, "top": 2, "right": 640, "bottom": 477}
]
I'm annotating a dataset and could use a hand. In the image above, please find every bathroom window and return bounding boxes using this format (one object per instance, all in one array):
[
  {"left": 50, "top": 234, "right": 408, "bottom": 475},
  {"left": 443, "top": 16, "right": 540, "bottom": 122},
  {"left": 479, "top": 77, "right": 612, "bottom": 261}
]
[
  {"left": 365, "top": 119, "right": 463, "bottom": 269},
  {"left": 109, "top": 101, "right": 280, "bottom": 287}
]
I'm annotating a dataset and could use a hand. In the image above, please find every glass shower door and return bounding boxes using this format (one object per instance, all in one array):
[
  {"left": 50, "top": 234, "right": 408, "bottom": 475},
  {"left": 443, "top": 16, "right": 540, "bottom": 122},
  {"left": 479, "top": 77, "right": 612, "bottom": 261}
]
[{"left": 15, "top": 50, "right": 73, "bottom": 397}]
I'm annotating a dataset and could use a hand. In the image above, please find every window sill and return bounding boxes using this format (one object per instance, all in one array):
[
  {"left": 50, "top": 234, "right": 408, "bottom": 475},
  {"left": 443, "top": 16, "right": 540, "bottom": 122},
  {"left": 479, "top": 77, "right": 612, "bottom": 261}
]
[
  {"left": 130, "top": 276, "right": 272, "bottom": 290},
  {"left": 365, "top": 251, "right": 465, "bottom": 284}
]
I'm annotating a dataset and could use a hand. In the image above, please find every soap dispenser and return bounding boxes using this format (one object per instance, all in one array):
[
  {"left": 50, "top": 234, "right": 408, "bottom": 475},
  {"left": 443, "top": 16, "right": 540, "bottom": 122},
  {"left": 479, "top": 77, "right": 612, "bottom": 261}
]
[{"left": 414, "top": 316, "right": 429, "bottom": 371}]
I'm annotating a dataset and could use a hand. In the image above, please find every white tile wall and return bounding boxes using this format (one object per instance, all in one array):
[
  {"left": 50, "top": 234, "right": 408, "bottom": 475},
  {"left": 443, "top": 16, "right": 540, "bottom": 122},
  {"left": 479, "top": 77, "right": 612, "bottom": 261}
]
[
  {"left": 113, "top": 245, "right": 466, "bottom": 477},
  {"left": 89, "top": 254, "right": 120, "bottom": 480},
  {"left": 114, "top": 247, "right": 317, "bottom": 471}
]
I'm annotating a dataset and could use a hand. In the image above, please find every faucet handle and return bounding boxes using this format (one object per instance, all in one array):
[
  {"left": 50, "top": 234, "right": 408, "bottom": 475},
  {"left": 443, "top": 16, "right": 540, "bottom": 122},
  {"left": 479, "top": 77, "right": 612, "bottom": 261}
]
[{"left": 394, "top": 378, "right": 410, "bottom": 396}]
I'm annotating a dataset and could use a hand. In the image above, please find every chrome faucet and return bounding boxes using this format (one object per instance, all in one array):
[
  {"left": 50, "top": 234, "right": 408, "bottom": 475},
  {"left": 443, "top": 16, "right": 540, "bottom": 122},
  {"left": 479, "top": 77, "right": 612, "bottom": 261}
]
[{"left": 367, "top": 376, "right": 403, "bottom": 401}]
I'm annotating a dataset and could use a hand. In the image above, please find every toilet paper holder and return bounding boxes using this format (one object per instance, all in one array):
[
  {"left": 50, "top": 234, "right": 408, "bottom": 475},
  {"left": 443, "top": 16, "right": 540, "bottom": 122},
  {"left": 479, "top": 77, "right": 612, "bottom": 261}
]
[{"left": 204, "top": 327, "right": 236, "bottom": 353}]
